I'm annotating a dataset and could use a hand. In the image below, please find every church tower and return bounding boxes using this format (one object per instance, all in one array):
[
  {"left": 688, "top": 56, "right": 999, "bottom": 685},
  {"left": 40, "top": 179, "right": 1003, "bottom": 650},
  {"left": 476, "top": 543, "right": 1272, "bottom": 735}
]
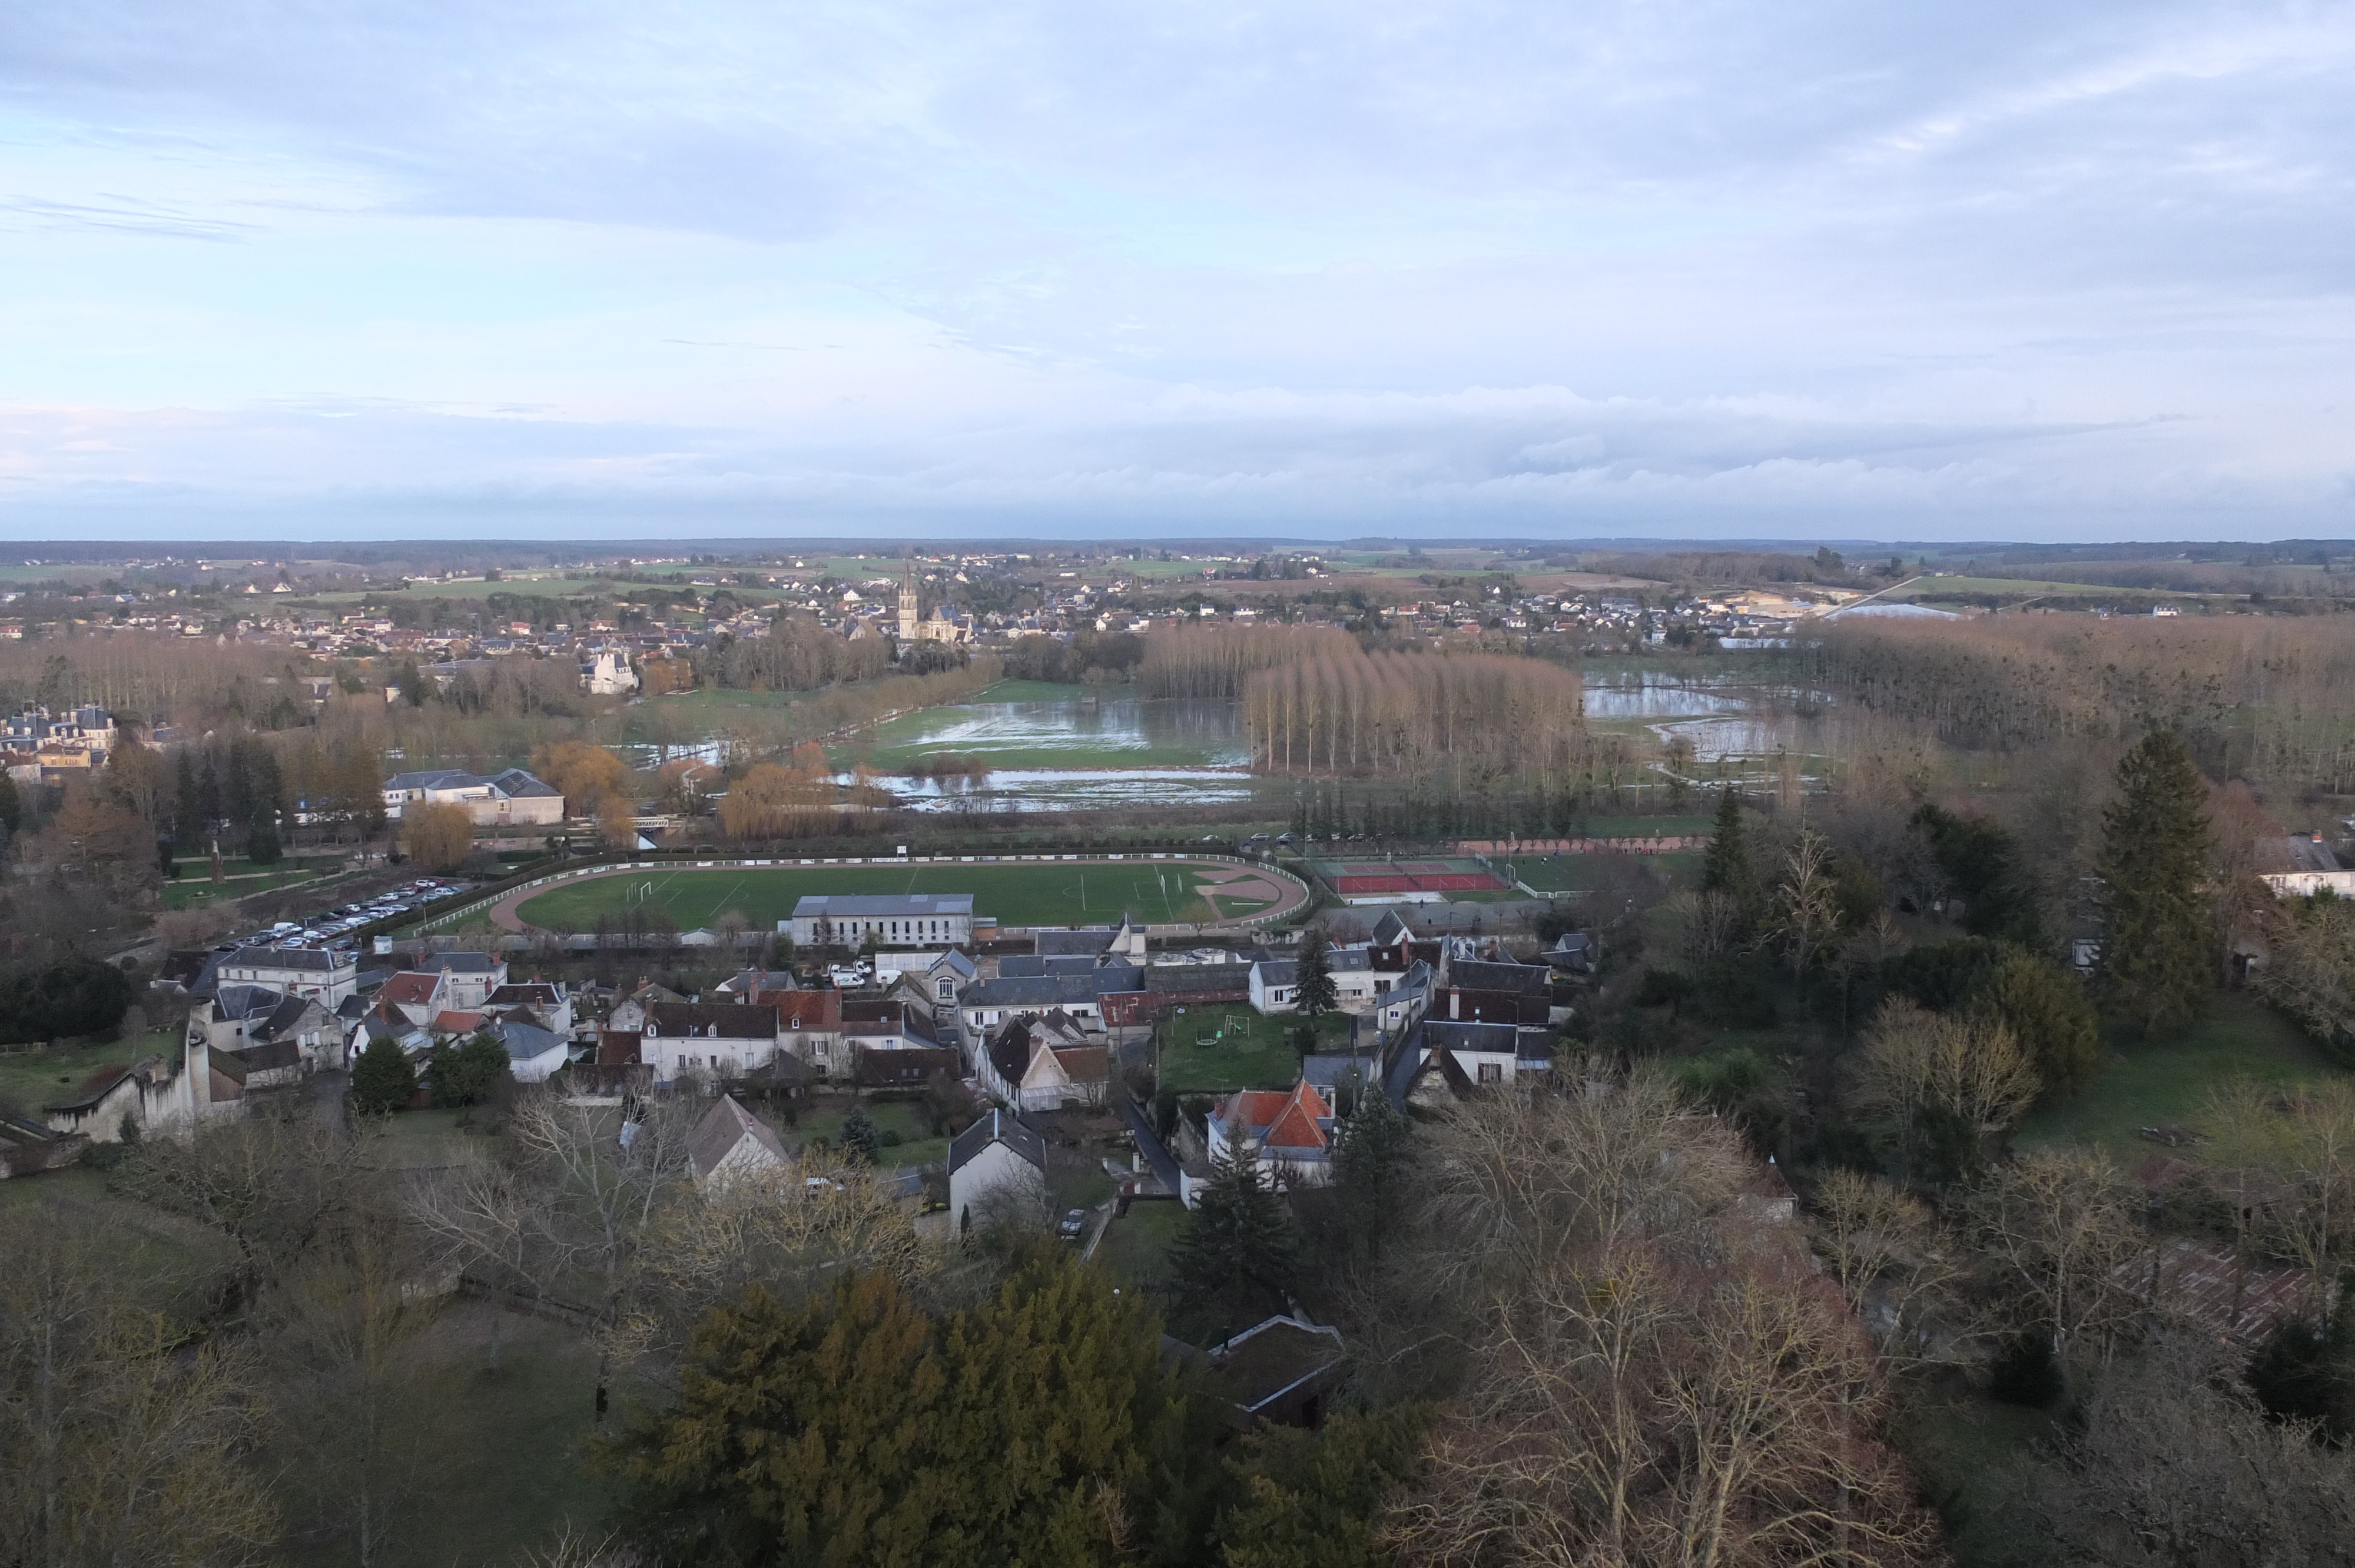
[{"left": 897, "top": 560, "right": 920, "bottom": 643}]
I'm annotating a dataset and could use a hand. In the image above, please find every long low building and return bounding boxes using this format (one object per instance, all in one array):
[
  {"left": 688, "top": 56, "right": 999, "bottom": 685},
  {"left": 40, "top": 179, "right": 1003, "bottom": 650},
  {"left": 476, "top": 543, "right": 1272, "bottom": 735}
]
[
  {"left": 382, "top": 767, "right": 565, "bottom": 826},
  {"left": 787, "top": 893, "right": 974, "bottom": 949}
]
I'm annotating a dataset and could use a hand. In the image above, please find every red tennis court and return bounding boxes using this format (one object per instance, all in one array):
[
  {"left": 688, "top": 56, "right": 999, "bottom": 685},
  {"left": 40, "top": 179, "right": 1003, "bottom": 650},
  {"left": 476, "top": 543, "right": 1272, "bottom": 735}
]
[{"left": 1312, "top": 857, "right": 1512, "bottom": 896}]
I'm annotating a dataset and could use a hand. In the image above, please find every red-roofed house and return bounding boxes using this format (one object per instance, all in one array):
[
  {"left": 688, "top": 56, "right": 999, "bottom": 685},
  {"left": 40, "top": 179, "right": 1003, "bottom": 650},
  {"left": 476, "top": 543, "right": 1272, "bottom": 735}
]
[
  {"left": 1206, "top": 1081, "right": 1336, "bottom": 1188},
  {"left": 378, "top": 971, "right": 450, "bottom": 1028}
]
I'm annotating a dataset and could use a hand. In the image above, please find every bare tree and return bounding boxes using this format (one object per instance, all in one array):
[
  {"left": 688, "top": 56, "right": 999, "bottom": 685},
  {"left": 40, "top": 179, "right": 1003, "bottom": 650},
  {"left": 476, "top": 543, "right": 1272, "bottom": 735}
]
[
  {"left": 1770, "top": 826, "right": 1842, "bottom": 979},
  {"left": 505, "top": 1088, "right": 699, "bottom": 1419},
  {"left": 2016, "top": 1331, "right": 2355, "bottom": 1568},
  {"left": 0, "top": 1196, "right": 276, "bottom": 1567},
  {"left": 1807, "top": 1168, "right": 1966, "bottom": 1368},
  {"left": 265, "top": 1200, "right": 447, "bottom": 1567},
  {"left": 1965, "top": 1148, "right": 2147, "bottom": 1376},
  {"left": 1848, "top": 998, "right": 2038, "bottom": 1180},
  {"left": 617, "top": 1154, "right": 930, "bottom": 1381},
  {"left": 2203, "top": 1077, "right": 2355, "bottom": 1312},
  {"left": 1382, "top": 1078, "right": 1941, "bottom": 1568}
]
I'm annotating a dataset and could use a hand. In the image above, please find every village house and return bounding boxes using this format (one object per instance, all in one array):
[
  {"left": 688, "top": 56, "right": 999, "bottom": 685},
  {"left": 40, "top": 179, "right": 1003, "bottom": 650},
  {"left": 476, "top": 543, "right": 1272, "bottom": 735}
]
[
  {"left": 212, "top": 944, "right": 359, "bottom": 1007},
  {"left": 686, "top": 1095, "right": 794, "bottom": 1190},
  {"left": 947, "top": 1107, "right": 1049, "bottom": 1234},
  {"left": 974, "top": 1015, "right": 1110, "bottom": 1112},
  {"left": 1206, "top": 1081, "right": 1337, "bottom": 1189},
  {"left": 641, "top": 1002, "right": 782, "bottom": 1085}
]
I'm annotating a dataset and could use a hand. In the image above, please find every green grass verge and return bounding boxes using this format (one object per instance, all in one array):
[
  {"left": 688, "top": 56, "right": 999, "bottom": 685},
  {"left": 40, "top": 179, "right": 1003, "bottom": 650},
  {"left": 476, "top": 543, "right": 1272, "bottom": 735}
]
[
  {"left": 796, "top": 1098, "right": 951, "bottom": 1169},
  {"left": 1155, "top": 1004, "right": 1344, "bottom": 1093},
  {"left": 2015, "top": 995, "right": 2347, "bottom": 1167},
  {"left": 515, "top": 859, "right": 1291, "bottom": 933}
]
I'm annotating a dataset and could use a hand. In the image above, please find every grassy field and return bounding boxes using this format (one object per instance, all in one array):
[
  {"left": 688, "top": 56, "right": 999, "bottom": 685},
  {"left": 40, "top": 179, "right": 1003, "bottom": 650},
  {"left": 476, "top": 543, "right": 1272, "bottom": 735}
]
[
  {"left": 797, "top": 1098, "right": 951, "bottom": 1169},
  {"left": 515, "top": 859, "right": 1296, "bottom": 933},
  {"left": 164, "top": 868, "right": 323, "bottom": 909},
  {"left": 273, "top": 1302, "right": 613, "bottom": 1568},
  {"left": 1500, "top": 849, "right": 1701, "bottom": 892},
  {"left": 1155, "top": 1004, "right": 1345, "bottom": 1092},
  {"left": 1091, "top": 1197, "right": 1188, "bottom": 1288},
  {"left": 2015, "top": 995, "right": 2346, "bottom": 1165},
  {"left": 0, "top": 1028, "right": 180, "bottom": 1115}
]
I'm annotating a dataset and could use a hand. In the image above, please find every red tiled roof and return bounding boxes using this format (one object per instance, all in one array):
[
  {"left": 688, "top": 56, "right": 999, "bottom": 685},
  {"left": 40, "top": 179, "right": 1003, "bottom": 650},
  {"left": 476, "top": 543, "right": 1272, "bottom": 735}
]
[
  {"left": 759, "top": 989, "right": 841, "bottom": 1031},
  {"left": 380, "top": 972, "right": 442, "bottom": 1005},
  {"left": 1262, "top": 1097, "right": 1326, "bottom": 1151},
  {"left": 433, "top": 1010, "right": 485, "bottom": 1034}
]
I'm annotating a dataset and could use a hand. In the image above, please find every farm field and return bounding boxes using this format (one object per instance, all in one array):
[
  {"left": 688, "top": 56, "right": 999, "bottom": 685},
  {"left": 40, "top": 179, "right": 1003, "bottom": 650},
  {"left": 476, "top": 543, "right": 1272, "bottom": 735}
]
[
  {"left": 512, "top": 858, "right": 1303, "bottom": 934},
  {"left": 2014, "top": 995, "right": 2347, "bottom": 1166}
]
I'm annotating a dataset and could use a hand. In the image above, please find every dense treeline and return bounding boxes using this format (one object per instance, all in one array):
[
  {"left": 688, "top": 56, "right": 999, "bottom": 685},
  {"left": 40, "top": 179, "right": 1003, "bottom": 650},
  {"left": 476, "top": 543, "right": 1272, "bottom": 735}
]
[
  {"left": 1243, "top": 647, "right": 1588, "bottom": 786},
  {"left": 1137, "top": 624, "right": 1359, "bottom": 699},
  {"left": 1802, "top": 615, "right": 2355, "bottom": 793},
  {"left": 688, "top": 612, "right": 892, "bottom": 692}
]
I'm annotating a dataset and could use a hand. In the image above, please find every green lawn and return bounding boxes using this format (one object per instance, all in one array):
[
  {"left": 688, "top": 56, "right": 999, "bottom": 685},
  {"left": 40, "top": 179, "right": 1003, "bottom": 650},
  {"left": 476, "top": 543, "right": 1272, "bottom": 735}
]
[
  {"left": 1155, "top": 1004, "right": 1343, "bottom": 1093},
  {"left": 2015, "top": 995, "right": 2346, "bottom": 1166},
  {"left": 373, "top": 1107, "right": 503, "bottom": 1170},
  {"left": 1090, "top": 1198, "right": 1189, "bottom": 1289},
  {"left": 797, "top": 1098, "right": 951, "bottom": 1170},
  {"left": 163, "top": 869, "right": 323, "bottom": 909},
  {"left": 515, "top": 858, "right": 1298, "bottom": 934},
  {"left": 0, "top": 1029, "right": 179, "bottom": 1116},
  {"left": 272, "top": 1302, "right": 613, "bottom": 1568}
]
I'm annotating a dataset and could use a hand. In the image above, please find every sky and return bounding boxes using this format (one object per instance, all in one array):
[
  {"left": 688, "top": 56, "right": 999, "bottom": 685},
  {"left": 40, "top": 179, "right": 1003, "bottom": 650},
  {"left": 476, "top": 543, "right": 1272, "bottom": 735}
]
[{"left": 1, "top": 0, "right": 2350, "bottom": 544}]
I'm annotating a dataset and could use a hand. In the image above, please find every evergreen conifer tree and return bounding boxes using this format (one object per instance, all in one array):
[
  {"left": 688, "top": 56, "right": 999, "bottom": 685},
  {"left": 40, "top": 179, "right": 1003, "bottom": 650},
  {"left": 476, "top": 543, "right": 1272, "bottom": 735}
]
[
  {"left": 1167, "top": 1143, "right": 1300, "bottom": 1338},
  {"left": 1293, "top": 938, "right": 1338, "bottom": 1020},
  {"left": 349, "top": 1036, "right": 416, "bottom": 1114},
  {"left": 2095, "top": 729, "right": 2215, "bottom": 1037},
  {"left": 841, "top": 1102, "right": 881, "bottom": 1165},
  {"left": 1700, "top": 786, "right": 1756, "bottom": 912},
  {"left": 0, "top": 769, "right": 18, "bottom": 837}
]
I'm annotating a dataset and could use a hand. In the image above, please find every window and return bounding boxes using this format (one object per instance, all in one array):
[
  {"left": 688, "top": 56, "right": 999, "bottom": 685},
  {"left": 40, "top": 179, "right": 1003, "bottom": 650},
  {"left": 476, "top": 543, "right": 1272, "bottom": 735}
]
[
  {"left": 938, "top": 979, "right": 953, "bottom": 998},
  {"left": 1478, "top": 1062, "right": 1503, "bottom": 1084}
]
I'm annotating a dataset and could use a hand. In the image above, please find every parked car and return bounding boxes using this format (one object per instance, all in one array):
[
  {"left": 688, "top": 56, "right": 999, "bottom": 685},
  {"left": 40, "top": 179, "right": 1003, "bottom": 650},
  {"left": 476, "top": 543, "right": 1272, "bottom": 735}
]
[{"left": 1058, "top": 1209, "right": 1088, "bottom": 1241}]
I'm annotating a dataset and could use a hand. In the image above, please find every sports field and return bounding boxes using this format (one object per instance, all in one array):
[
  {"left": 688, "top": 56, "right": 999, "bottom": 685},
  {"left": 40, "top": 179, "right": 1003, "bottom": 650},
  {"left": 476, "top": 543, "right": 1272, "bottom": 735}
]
[
  {"left": 511, "top": 858, "right": 1304, "bottom": 933},
  {"left": 1307, "top": 856, "right": 1510, "bottom": 898}
]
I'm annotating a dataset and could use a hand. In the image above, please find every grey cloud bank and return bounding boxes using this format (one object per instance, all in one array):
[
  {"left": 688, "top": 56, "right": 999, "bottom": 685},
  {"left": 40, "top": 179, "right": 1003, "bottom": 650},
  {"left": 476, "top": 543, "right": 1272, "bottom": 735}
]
[{"left": 0, "top": 0, "right": 2348, "bottom": 541}]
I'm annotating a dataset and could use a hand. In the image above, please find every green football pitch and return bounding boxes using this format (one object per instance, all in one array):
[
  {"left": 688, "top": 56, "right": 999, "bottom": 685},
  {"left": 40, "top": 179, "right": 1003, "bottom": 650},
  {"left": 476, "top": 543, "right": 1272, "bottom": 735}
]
[{"left": 513, "top": 859, "right": 1300, "bottom": 933}]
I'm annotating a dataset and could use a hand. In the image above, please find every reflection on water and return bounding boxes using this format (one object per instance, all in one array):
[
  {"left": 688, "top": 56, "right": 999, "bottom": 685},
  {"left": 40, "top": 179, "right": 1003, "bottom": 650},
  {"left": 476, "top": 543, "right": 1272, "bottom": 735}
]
[
  {"left": 885, "top": 694, "right": 1248, "bottom": 766},
  {"left": 876, "top": 766, "right": 1260, "bottom": 814},
  {"left": 1581, "top": 673, "right": 1753, "bottom": 719}
]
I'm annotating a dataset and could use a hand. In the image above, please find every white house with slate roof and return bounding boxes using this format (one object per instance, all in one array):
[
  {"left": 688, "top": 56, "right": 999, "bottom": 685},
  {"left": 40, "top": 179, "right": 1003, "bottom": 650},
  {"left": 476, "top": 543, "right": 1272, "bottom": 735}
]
[
  {"left": 687, "top": 1095, "right": 792, "bottom": 1190},
  {"left": 213, "top": 944, "right": 359, "bottom": 1008},
  {"left": 948, "top": 1107, "right": 1048, "bottom": 1234}
]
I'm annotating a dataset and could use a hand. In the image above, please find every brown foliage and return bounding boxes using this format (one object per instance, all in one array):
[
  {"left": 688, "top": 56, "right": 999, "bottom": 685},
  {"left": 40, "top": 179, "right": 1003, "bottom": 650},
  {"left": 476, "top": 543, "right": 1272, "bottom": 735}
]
[{"left": 400, "top": 802, "right": 475, "bottom": 871}]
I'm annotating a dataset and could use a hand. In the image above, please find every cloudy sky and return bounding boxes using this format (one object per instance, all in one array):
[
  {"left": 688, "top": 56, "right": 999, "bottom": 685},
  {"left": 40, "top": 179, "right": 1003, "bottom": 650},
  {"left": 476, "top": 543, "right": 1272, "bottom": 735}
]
[{"left": 1, "top": 0, "right": 2350, "bottom": 543}]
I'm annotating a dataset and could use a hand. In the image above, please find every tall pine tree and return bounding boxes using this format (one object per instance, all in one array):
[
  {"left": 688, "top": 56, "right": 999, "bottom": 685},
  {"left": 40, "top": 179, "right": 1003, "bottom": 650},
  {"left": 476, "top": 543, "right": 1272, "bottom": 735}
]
[
  {"left": 2096, "top": 729, "right": 2215, "bottom": 1037},
  {"left": 1167, "top": 1143, "right": 1300, "bottom": 1340},
  {"left": 1700, "top": 785, "right": 1757, "bottom": 913},
  {"left": 1293, "top": 938, "right": 1338, "bottom": 1019}
]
